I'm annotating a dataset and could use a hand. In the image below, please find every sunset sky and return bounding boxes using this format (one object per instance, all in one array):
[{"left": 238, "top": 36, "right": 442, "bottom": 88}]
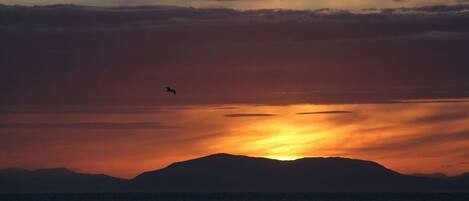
[{"left": 1, "top": 0, "right": 469, "bottom": 179}]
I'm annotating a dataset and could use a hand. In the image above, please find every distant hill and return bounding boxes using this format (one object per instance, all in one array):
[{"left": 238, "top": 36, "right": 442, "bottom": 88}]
[
  {"left": 411, "top": 173, "right": 448, "bottom": 179},
  {"left": 1, "top": 154, "right": 469, "bottom": 193},
  {"left": 0, "top": 168, "right": 126, "bottom": 193},
  {"left": 130, "top": 153, "right": 469, "bottom": 192},
  {"left": 452, "top": 172, "right": 469, "bottom": 183}
]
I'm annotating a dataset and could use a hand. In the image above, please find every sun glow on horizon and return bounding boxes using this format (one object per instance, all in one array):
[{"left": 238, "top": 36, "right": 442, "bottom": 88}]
[
  {"left": 203, "top": 105, "right": 346, "bottom": 162},
  {"left": 264, "top": 155, "right": 300, "bottom": 161},
  {"left": 2, "top": 101, "right": 469, "bottom": 178}
]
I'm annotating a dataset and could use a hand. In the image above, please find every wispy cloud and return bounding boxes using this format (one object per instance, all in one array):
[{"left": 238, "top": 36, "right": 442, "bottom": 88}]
[
  {"left": 412, "top": 112, "right": 469, "bottom": 124},
  {"left": 345, "top": 130, "right": 469, "bottom": 153},
  {"left": 296, "top": 111, "right": 353, "bottom": 115},
  {"left": 214, "top": 106, "right": 239, "bottom": 110},
  {"left": 224, "top": 113, "right": 277, "bottom": 117},
  {"left": 0, "top": 122, "right": 176, "bottom": 129}
]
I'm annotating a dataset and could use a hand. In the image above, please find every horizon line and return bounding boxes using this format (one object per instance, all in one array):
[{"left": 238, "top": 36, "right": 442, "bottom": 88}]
[{"left": 2, "top": 153, "right": 468, "bottom": 179}]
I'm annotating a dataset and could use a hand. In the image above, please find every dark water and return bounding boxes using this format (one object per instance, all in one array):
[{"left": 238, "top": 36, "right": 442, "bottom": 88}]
[{"left": 1, "top": 193, "right": 469, "bottom": 201}]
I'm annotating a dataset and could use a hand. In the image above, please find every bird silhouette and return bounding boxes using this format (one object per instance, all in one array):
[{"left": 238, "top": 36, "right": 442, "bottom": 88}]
[{"left": 166, "top": 87, "right": 176, "bottom": 95}]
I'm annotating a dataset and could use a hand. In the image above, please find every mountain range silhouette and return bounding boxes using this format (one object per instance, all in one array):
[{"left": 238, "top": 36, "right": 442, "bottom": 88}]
[{"left": 1, "top": 153, "right": 469, "bottom": 193}]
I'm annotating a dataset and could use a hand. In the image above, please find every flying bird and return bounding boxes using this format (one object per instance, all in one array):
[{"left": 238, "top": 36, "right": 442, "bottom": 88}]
[{"left": 166, "top": 87, "right": 176, "bottom": 95}]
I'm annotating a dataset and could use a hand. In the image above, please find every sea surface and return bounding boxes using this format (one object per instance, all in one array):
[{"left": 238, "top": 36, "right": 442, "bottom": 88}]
[{"left": 1, "top": 193, "right": 469, "bottom": 201}]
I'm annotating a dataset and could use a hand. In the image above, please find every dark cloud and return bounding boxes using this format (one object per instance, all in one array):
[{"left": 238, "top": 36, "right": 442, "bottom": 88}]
[
  {"left": 1, "top": 5, "right": 469, "bottom": 106},
  {"left": 297, "top": 111, "right": 353, "bottom": 115},
  {"left": 394, "top": 4, "right": 469, "bottom": 13},
  {"left": 224, "top": 113, "right": 277, "bottom": 117},
  {"left": 0, "top": 122, "right": 175, "bottom": 129},
  {"left": 393, "top": 99, "right": 469, "bottom": 104},
  {"left": 214, "top": 106, "right": 239, "bottom": 110}
]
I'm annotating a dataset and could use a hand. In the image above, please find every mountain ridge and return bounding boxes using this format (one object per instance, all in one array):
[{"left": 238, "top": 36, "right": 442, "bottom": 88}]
[{"left": 1, "top": 153, "right": 469, "bottom": 193}]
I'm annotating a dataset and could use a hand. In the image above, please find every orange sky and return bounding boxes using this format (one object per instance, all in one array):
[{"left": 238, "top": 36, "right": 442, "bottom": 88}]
[
  {"left": 1, "top": 100, "right": 469, "bottom": 178},
  {"left": 1, "top": 3, "right": 469, "bottom": 179}
]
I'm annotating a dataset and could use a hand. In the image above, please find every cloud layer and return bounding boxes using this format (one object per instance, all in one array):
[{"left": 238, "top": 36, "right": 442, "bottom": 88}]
[
  {"left": 1, "top": 5, "right": 469, "bottom": 106},
  {"left": 0, "top": 0, "right": 468, "bottom": 10}
]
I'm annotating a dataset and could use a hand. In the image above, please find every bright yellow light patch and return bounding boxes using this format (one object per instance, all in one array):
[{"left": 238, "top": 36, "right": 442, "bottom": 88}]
[
  {"left": 243, "top": 123, "right": 318, "bottom": 159},
  {"left": 207, "top": 107, "right": 336, "bottom": 161}
]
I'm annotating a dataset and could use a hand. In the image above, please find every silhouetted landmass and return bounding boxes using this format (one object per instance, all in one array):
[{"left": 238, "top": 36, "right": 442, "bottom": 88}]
[
  {"left": 0, "top": 168, "right": 126, "bottom": 193},
  {"left": 411, "top": 172, "right": 448, "bottom": 179},
  {"left": 452, "top": 172, "right": 469, "bottom": 183},
  {"left": 130, "top": 154, "right": 469, "bottom": 192},
  {"left": 1, "top": 154, "right": 469, "bottom": 193}
]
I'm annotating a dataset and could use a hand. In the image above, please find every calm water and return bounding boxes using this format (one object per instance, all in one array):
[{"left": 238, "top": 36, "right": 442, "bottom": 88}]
[{"left": 1, "top": 193, "right": 469, "bottom": 201}]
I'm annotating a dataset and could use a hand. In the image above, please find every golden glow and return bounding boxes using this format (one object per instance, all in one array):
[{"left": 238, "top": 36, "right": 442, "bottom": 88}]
[
  {"left": 1, "top": 100, "right": 469, "bottom": 178},
  {"left": 223, "top": 122, "right": 321, "bottom": 160}
]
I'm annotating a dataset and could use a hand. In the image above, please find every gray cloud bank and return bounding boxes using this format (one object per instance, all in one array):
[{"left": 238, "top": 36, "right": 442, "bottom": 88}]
[{"left": 1, "top": 4, "right": 469, "bottom": 106}]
